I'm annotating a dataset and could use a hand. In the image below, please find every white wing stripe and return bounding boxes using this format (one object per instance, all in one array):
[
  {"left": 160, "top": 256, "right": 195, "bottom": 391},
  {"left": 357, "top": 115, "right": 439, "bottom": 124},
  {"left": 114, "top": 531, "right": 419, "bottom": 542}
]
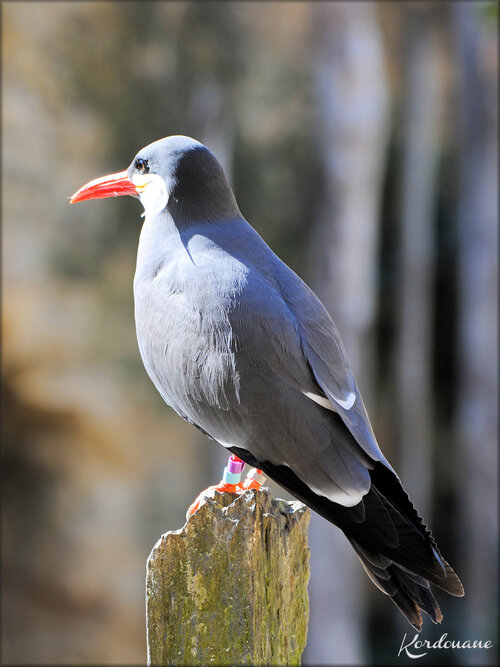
[
  {"left": 303, "top": 390, "right": 356, "bottom": 411},
  {"left": 334, "top": 391, "right": 356, "bottom": 410}
]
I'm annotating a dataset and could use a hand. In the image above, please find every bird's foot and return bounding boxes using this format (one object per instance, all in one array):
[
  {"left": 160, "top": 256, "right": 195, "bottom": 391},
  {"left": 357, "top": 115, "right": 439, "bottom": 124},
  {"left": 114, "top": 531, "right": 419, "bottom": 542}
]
[
  {"left": 186, "top": 455, "right": 266, "bottom": 518},
  {"left": 240, "top": 466, "right": 267, "bottom": 491}
]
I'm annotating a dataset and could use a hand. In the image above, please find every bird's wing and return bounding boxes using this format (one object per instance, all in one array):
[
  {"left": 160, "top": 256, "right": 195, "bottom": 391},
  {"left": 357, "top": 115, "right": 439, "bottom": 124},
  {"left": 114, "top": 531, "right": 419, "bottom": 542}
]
[
  {"left": 221, "top": 276, "right": 373, "bottom": 507},
  {"left": 273, "top": 260, "right": 394, "bottom": 471}
]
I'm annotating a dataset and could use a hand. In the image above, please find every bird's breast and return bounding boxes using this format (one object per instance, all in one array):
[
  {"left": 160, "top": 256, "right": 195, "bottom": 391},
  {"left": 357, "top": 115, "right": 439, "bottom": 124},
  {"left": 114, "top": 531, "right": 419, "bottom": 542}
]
[{"left": 133, "top": 253, "right": 246, "bottom": 413}]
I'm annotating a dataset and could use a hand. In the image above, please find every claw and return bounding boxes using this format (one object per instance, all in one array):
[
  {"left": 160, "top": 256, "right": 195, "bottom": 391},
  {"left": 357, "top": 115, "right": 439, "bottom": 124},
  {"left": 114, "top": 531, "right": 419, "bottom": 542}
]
[
  {"left": 187, "top": 484, "right": 222, "bottom": 517},
  {"left": 186, "top": 458, "right": 268, "bottom": 519},
  {"left": 186, "top": 455, "right": 245, "bottom": 518}
]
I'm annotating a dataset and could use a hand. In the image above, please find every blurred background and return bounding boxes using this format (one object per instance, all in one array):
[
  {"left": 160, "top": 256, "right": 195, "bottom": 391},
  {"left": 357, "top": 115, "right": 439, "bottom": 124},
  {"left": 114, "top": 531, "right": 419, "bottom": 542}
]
[{"left": 2, "top": 1, "right": 498, "bottom": 664}]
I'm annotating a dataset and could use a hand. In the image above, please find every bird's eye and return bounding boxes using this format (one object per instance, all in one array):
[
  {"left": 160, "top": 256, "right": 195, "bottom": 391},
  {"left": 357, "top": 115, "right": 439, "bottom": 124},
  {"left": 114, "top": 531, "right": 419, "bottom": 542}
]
[{"left": 135, "top": 158, "right": 149, "bottom": 174}]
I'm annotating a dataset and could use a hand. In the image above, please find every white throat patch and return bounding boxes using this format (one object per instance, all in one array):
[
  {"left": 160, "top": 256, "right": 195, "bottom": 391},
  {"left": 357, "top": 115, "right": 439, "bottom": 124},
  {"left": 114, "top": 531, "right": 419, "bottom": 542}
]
[{"left": 132, "top": 173, "right": 170, "bottom": 217}]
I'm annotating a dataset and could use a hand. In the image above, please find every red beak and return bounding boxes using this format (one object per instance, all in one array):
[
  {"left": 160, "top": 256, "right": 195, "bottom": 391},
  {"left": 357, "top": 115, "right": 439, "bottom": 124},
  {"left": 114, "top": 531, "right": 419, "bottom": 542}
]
[{"left": 70, "top": 170, "right": 138, "bottom": 204}]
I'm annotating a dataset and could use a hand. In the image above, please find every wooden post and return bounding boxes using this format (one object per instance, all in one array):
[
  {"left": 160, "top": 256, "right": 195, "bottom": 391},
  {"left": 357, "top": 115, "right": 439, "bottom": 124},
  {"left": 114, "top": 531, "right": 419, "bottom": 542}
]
[{"left": 146, "top": 488, "right": 310, "bottom": 666}]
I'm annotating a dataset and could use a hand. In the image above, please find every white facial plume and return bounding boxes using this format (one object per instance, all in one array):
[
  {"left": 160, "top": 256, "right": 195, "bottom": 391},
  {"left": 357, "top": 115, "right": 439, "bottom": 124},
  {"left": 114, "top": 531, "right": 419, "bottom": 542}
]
[{"left": 132, "top": 173, "right": 170, "bottom": 217}]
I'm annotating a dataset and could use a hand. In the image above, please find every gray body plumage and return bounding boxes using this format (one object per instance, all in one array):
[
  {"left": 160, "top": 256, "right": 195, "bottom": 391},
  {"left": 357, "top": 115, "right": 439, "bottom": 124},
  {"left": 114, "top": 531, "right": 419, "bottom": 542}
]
[
  {"left": 135, "top": 210, "right": 387, "bottom": 507},
  {"left": 125, "top": 136, "right": 463, "bottom": 629}
]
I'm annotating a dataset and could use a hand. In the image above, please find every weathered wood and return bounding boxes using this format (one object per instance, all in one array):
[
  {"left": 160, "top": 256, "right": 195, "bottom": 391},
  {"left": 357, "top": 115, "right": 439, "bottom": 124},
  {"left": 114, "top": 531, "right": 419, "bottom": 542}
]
[{"left": 146, "top": 488, "right": 310, "bottom": 666}]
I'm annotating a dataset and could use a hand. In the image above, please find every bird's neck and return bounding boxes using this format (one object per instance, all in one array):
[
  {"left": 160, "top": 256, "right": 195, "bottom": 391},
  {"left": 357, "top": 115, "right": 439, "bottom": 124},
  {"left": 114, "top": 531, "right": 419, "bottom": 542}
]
[
  {"left": 167, "top": 170, "right": 240, "bottom": 227},
  {"left": 134, "top": 210, "right": 182, "bottom": 284}
]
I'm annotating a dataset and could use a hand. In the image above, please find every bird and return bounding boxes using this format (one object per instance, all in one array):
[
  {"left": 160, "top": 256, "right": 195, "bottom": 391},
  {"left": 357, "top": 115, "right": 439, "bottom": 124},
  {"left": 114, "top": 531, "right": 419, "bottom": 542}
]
[{"left": 70, "top": 135, "right": 464, "bottom": 630}]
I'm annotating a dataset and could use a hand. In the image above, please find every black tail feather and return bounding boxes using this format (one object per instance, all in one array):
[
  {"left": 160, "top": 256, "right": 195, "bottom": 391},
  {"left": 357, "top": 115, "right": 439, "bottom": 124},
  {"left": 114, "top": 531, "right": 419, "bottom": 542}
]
[
  {"left": 350, "top": 538, "right": 442, "bottom": 631},
  {"left": 229, "top": 447, "right": 464, "bottom": 627}
]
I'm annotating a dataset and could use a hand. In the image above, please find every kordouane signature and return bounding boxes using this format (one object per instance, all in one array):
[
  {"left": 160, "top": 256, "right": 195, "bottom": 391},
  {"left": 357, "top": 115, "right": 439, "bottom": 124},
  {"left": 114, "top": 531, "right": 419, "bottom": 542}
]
[{"left": 398, "top": 632, "right": 493, "bottom": 659}]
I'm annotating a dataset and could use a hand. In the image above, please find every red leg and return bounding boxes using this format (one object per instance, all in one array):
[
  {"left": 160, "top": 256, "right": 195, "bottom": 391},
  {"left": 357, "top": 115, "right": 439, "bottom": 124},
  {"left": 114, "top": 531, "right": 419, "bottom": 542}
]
[{"left": 186, "top": 455, "right": 245, "bottom": 517}]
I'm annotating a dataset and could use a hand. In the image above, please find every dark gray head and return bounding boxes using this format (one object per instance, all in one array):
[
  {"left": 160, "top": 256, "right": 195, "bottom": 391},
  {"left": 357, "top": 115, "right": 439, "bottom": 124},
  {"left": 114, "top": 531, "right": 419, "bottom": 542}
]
[{"left": 128, "top": 135, "right": 240, "bottom": 224}]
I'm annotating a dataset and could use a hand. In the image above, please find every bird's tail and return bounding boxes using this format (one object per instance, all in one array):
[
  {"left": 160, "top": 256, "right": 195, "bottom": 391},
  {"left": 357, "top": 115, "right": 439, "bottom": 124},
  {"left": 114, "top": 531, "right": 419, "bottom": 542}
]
[
  {"left": 229, "top": 447, "right": 464, "bottom": 630},
  {"left": 342, "top": 463, "right": 464, "bottom": 630},
  {"left": 348, "top": 537, "right": 443, "bottom": 629}
]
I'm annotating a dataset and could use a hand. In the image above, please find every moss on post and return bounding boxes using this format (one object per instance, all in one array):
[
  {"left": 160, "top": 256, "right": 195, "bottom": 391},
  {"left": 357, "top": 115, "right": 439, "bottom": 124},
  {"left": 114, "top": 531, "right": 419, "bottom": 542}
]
[{"left": 146, "top": 488, "right": 310, "bottom": 666}]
